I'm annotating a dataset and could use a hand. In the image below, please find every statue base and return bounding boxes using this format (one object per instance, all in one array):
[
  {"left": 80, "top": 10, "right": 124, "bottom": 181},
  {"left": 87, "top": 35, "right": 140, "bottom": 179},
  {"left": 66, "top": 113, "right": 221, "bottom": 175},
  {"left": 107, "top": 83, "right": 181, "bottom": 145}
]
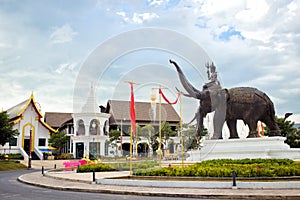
[{"left": 187, "top": 137, "right": 300, "bottom": 161}]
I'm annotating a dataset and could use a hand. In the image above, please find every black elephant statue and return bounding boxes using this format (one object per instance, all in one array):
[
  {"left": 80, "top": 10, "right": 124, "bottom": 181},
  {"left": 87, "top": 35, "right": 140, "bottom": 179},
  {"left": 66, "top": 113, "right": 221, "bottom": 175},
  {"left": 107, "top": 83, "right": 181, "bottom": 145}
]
[{"left": 170, "top": 59, "right": 281, "bottom": 140}]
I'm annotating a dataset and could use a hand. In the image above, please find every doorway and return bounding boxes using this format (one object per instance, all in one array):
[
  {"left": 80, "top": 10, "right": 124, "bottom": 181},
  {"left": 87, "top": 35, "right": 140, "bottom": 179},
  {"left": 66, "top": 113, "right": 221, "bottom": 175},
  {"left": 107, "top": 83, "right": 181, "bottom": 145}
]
[
  {"left": 76, "top": 143, "right": 84, "bottom": 159},
  {"left": 24, "top": 139, "right": 30, "bottom": 154}
]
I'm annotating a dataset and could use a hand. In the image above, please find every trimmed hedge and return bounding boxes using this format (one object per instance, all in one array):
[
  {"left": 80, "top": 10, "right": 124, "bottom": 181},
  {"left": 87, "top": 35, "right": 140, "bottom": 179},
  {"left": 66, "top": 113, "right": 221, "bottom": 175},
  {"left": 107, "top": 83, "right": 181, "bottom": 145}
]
[
  {"left": 78, "top": 161, "right": 158, "bottom": 173},
  {"left": 133, "top": 159, "right": 300, "bottom": 177},
  {"left": 57, "top": 153, "right": 73, "bottom": 160},
  {"left": 79, "top": 163, "right": 116, "bottom": 173},
  {"left": 107, "top": 161, "right": 158, "bottom": 171},
  {"left": 0, "top": 154, "right": 23, "bottom": 160}
]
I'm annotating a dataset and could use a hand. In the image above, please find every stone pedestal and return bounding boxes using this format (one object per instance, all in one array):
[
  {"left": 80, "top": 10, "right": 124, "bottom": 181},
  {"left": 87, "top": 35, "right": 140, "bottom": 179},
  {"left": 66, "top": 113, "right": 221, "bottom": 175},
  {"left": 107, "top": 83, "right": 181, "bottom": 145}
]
[{"left": 187, "top": 137, "right": 300, "bottom": 161}]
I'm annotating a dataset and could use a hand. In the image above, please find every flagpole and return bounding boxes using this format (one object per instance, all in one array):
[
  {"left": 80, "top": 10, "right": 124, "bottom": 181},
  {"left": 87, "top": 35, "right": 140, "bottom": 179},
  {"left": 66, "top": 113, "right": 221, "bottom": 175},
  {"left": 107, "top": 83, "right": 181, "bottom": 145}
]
[
  {"left": 130, "top": 127, "right": 133, "bottom": 175},
  {"left": 135, "top": 127, "right": 138, "bottom": 157},
  {"left": 127, "top": 80, "right": 138, "bottom": 176},
  {"left": 152, "top": 86, "right": 167, "bottom": 165},
  {"left": 154, "top": 86, "right": 182, "bottom": 166},
  {"left": 158, "top": 86, "right": 162, "bottom": 164},
  {"left": 180, "top": 92, "right": 184, "bottom": 167}
]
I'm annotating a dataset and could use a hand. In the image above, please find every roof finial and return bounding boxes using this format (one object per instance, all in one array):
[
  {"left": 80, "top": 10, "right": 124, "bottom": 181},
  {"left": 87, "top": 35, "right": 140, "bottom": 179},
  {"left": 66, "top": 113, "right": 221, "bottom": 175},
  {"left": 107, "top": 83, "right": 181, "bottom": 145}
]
[{"left": 30, "top": 91, "right": 35, "bottom": 101}]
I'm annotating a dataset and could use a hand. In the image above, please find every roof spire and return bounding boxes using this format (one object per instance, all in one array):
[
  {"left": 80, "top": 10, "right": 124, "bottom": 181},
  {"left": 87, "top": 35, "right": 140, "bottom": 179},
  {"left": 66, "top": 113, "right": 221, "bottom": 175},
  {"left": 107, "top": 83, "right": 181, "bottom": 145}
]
[{"left": 81, "top": 82, "right": 99, "bottom": 113}]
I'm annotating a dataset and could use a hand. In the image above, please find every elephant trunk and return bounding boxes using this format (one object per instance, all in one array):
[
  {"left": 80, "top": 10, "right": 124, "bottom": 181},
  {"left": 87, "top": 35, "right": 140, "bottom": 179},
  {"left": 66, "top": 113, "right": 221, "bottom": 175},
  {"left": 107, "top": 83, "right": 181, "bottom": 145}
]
[{"left": 170, "top": 59, "right": 204, "bottom": 100}]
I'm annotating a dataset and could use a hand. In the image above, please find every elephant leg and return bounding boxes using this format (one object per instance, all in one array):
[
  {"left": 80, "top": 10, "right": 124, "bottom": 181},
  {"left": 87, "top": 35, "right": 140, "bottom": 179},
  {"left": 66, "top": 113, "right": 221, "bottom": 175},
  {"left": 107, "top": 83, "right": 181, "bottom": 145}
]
[
  {"left": 196, "top": 111, "right": 204, "bottom": 138},
  {"left": 211, "top": 111, "right": 224, "bottom": 140},
  {"left": 227, "top": 119, "right": 239, "bottom": 139},
  {"left": 246, "top": 119, "right": 258, "bottom": 138},
  {"left": 210, "top": 89, "right": 227, "bottom": 140},
  {"left": 262, "top": 116, "right": 281, "bottom": 136}
]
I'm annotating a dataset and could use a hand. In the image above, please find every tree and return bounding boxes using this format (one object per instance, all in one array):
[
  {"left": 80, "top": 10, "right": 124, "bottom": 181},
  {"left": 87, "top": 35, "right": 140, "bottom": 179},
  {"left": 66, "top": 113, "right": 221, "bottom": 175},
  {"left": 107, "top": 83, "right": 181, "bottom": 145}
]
[
  {"left": 161, "top": 121, "right": 176, "bottom": 142},
  {"left": 182, "top": 123, "right": 208, "bottom": 150},
  {"left": 265, "top": 116, "right": 296, "bottom": 137},
  {"left": 48, "top": 131, "right": 69, "bottom": 156},
  {"left": 108, "top": 129, "right": 121, "bottom": 157},
  {"left": 265, "top": 116, "right": 299, "bottom": 147},
  {"left": 286, "top": 130, "right": 300, "bottom": 148},
  {"left": 140, "top": 124, "right": 155, "bottom": 157},
  {"left": 0, "top": 111, "right": 19, "bottom": 146}
]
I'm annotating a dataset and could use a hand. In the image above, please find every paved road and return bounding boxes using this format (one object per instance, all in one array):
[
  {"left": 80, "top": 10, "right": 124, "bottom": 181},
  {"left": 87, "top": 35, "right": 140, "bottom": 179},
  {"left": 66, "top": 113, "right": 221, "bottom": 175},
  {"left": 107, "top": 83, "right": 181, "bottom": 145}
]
[{"left": 0, "top": 170, "right": 204, "bottom": 200}]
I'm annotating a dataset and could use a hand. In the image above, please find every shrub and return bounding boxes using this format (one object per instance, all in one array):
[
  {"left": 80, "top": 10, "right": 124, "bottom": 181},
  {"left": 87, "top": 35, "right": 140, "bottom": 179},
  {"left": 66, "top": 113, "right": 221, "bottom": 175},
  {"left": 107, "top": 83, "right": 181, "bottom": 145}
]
[
  {"left": 133, "top": 158, "right": 300, "bottom": 177},
  {"left": 106, "top": 161, "right": 158, "bottom": 171},
  {"left": 58, "top": 153, "right": 73, "bottom": 160},
  {"left": 0, "top": 154, "right": 24, "bottom": 160},
  {"left": 79, "top": 163, "right": 116, "bottom": 173}
]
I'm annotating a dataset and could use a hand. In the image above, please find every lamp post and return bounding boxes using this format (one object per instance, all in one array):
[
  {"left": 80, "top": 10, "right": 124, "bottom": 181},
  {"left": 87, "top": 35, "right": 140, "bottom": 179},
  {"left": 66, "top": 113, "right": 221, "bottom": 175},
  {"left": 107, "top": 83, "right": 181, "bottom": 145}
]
[
  {"left": 120, "top": 118, "right": 125, "bottom": 157},
  {"left": 28, "top": 129, "right": 32, "bottom": 169}
]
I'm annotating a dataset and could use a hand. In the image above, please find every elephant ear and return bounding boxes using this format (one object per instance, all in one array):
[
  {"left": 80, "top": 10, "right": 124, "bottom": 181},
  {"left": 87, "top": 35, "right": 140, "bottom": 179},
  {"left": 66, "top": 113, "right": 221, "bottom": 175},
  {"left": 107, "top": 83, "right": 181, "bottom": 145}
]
[{"left": 170, "top": 59, "right": 203, "bottom": 99}]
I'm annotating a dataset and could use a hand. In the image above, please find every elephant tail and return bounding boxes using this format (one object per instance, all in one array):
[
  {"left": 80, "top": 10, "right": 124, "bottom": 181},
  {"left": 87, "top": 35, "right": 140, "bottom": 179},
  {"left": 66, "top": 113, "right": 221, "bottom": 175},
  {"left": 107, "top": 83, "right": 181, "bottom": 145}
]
[
  {"left": 268, "top": 99, "right": 277, "bottom": 122},
  {"left": 262, "top": 92, "right": 277, "bottom": 123}
]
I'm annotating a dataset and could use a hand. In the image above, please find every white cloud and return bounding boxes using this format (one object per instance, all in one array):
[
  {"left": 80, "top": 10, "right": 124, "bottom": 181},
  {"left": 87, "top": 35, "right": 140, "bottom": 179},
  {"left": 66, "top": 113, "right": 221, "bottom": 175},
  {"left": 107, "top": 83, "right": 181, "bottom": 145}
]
[
  {"left": 148, "top": 0, "right": 168, "bottom": 7},
  {"left": 287, "top": 1, "right": 298, "bottom": 20},
  {"left": 241, "top": 74, "right": 284, "bottom": 87},
  {"left": 132, "top": 12, "right": 159, "bottom": 24},
  {"left": 55, "top": 62, "right": 78, "bottom": 74},
  {"left": 199, "top": 0, "right": 242, "bottom": 15},
  {"left": 0, "top": 42, "right": 12, "bottom": 48},
  {"left": 49, "top": 24, "right": 77, "bottom": 44},
  {"left": 1, "top": 0, "right": 300, "bottom": 123},
  {"left": 240, "top": 29, "right": 273, "bottom": 43},
  {"left": 117, "top": 12, "right": 159, "bottom": 24},
  {"left": 269, "top": 95, "right": 286, "bottom": 105},
  {"left": 235, "top": 0, "right": 269, "bottom": 22}
]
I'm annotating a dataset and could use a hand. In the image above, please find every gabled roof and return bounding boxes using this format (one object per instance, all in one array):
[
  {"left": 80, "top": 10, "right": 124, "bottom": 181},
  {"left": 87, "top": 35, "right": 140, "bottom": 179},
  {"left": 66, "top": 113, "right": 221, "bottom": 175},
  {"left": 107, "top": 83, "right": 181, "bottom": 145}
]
[
  {"left": 106, "top": 100, "right": 180, "bottom": 126},
  {"left": 6, "top": 99, "right": 29, "bottom": 119},
  {"left": 44, "top": 112, "right": 73, "bottom": 128},
  {"left": 6, "top": 93, "right": 57, "bottom": 133},
  {"left": 7, "top": 93, "right": 44, "bottom": 120}
]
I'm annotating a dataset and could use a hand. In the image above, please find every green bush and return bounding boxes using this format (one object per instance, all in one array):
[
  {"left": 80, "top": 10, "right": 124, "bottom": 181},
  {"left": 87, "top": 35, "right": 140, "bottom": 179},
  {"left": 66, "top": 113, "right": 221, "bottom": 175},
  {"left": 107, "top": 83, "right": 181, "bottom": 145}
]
[
  {"left": 57, "top": 153, "right": 73, "bottom": 160},
  {"left": 79, "top": 163, "right": 116, "bottom": 173},
  {"left": 133, "top": 159, "right": 300, "bottom": 177},
  {"left": 0, "top": 154, "right": 24, "bottom": 160},
  {"left": 106, "top": 161, "right": 158, "bottom": 171},
  {"left": 78, "top": 161, "right": 158, "bottom": 173}
]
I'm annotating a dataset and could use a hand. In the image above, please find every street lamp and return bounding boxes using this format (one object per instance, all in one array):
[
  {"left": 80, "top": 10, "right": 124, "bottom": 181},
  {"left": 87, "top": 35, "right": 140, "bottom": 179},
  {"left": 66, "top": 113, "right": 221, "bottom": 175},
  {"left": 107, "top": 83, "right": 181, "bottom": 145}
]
[
  {"left": 28, "top": 128, "right": 32, "bottom": 169},
  {"left": 120, "top": 118, "right": 125, "bottom": 157}
]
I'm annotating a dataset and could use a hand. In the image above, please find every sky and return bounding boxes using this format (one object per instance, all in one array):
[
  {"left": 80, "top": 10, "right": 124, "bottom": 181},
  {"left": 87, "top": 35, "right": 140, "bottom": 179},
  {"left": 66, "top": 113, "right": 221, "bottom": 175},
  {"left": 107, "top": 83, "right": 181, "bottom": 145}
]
[{"left": 1, "top": 0, "right": 300, "bottom": 128}]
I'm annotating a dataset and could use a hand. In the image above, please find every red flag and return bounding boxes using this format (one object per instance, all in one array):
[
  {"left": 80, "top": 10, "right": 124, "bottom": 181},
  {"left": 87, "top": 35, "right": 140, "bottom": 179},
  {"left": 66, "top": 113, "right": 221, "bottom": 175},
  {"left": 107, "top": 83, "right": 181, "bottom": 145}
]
[
  {"left": 159, "top": 88, "right": 180, "bottom": 105},
  {"left": 129, "top": 82, "right": 136, "bottom": 135}
]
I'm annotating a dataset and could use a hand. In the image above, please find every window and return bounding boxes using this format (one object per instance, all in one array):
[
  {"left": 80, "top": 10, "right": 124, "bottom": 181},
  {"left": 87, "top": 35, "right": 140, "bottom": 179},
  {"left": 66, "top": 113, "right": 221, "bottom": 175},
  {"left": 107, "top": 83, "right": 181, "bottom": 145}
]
[
  {"left": 38, "top": 138, "right": 46, "bottom": 146},
  {"left": 89, "top": 119, "right": 100, "bottom": 135},
  {"left": 77, "top": 119, "right": 85, "bottom": 136},
  {"left": 89, "top": 142, "right": 100, "bottom": 158},
  {"left": 9, "top": 138, "right": 17, "bottom": 146}
]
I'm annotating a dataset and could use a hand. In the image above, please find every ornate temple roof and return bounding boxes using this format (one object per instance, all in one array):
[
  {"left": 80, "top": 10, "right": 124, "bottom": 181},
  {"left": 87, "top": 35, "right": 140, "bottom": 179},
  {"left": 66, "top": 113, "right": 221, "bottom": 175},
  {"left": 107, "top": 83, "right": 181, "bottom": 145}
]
[{"left": 6, "top": 93, "right": 57, "bottom": 133}]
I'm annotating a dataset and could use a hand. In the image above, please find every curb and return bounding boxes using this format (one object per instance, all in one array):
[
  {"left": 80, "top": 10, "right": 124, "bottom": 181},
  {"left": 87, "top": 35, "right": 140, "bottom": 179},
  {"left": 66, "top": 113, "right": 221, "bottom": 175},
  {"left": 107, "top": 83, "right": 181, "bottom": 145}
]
[{"left": 18, "top": 172, "right": 300, "bottom": 199}]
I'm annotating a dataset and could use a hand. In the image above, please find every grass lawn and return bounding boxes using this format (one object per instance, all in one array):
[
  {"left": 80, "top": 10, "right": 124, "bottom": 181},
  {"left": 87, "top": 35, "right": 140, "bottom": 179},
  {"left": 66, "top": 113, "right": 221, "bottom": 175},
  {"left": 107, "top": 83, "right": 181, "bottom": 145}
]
[{"left": 0, "top": 160, "right": 27, "bottom": 171}]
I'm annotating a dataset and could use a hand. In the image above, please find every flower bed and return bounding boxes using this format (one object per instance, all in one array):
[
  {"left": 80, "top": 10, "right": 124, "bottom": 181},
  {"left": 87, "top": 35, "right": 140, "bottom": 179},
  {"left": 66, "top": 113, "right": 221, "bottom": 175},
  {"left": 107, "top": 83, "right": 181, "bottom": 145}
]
[
  {"left": 133, "top": 159, "right": 300, "bottom": 177},
  {"left": 63, "top": 159, "right": 88, "bottom": 169}
]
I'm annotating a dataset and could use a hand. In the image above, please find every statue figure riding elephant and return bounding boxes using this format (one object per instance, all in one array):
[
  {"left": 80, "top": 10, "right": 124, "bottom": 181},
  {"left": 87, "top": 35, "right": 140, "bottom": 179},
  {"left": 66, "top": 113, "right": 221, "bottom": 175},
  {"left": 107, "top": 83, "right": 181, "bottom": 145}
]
[{"left": 169, "top": 59, "right": 281, "bottom": 139}]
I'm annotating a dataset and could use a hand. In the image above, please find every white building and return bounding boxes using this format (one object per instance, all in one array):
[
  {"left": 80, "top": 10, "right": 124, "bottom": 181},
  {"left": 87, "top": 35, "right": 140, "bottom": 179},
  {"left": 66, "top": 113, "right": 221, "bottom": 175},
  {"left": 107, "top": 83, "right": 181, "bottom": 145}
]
[
  {"left": 1, "top": 93, "right": 56, "bottom": 160},
  {"left": 71, "top": 85, "right": 110, "bottom": 158}
]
